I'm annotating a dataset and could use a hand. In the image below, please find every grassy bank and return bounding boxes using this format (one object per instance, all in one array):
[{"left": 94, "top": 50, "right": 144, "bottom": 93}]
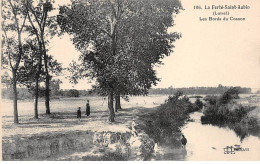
[
  {"left": 141, "top": 92, "right": 203, "bottom": 147},
  {"left": 201, "top": 87, "right": 259, "bottom": 140}
]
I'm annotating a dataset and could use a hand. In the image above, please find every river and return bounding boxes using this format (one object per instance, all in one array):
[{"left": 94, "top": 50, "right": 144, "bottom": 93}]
[{"left": 150, "top": 112, "right": 260, "bottom": 161}]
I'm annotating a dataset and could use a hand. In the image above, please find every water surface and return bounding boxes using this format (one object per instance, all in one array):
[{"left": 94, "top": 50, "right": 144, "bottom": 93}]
[{"left": 151, "top": 112, "right": 260, "bottom": 161}]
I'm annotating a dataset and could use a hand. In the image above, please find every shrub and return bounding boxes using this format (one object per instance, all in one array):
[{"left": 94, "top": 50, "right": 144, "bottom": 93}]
[
  {"left": 178, "top": 96, "right": 195, "bottom": 113},
  {"left": 233, "top": 123, "right": 248, "bottom": 141},
  {"left": 195, "top": 98, "right": 203, "bottom": 111},
  {"left": 202, "top": 87, "right": 251, "bottom": 124},
  {"left": 232, "top": 116, "right": 258, "bottom": 141},
  {"left": 66, "top": 89, "right": 80, "bottom": 97},
  {"left": 218, "top": 87, "right": 240, "bottom": 104},
  {"left": 201, "top": 88, "right": 258, "bottom": 141},
  {"left": 230, "top": 105, "right": 248, "bottom": 122},
  {"left": 203, "top": 95, "right": 218, "bottom": 105},
  {"left": 145, "top": 92, "right": 198, "bottom": 145},
  {"left": 240, "top": 116, "right": 258, "bottom": 129}
]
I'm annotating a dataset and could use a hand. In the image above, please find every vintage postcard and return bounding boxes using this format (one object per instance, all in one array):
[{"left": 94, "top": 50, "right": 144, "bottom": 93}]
[{"left": 1, "top": 0, "right": 260, "bottom": 161}]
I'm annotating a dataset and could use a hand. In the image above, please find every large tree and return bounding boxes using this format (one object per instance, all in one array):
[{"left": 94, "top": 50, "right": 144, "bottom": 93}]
[
  {"left": 58, "top": 0, "right": 182, "bottom": 121},
  {"left": 1, "top": 0, "right": 28, "bottom": 123},
  {"left": 26, "top": 0, "right": 57, "bottom": 115},
  {"left": 17, "top": 38, "right": 62, "bottom": 118}
]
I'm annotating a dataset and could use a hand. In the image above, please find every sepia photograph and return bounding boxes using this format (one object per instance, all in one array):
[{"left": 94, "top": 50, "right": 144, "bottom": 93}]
[{"left": 1, "top": 0, "right": 260, "bottom": 161}]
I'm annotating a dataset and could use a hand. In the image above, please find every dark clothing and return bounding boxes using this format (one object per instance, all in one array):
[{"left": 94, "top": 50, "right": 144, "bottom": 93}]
[
  {"left": 181, "top": 137, "right": 187, "bottom": 146},
  {"left": 86, "top": 103, "right": 90, "bottom": 116},
  {"left": 77, "top": 109, "right": 81, "bottom": 118}
]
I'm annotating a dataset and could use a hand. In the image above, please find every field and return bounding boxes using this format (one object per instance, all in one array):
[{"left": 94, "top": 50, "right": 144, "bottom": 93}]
[{"left": 1, "top": 95, "right": 169, "bottom": 138}]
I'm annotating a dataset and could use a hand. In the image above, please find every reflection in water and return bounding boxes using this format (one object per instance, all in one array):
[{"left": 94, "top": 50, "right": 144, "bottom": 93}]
[{"left": 150, "top": 112, "right": 260, "bottom": 161}]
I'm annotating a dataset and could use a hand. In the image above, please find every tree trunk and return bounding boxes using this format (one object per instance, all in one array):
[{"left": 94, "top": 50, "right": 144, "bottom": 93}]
[
  {"left": 43, "top": 36, "right": 51, "bottom": 114},
  {"left": 12, "top": 71, "right": 19, "bottom": 124},
  {"left": 108, "top": 91, "right": 115, "bottom": 122},
  {"left": 34, "top": 45, "right": 42, "bottom": 119},
  {"left": 115, "top": 93, "right": 121, "bottom": 112},
  {"left": 34, "top": 77, "right": 39, "bottom": 119},
  {"left": 45, "top": 73, "right": 51, "bottom": 114}
]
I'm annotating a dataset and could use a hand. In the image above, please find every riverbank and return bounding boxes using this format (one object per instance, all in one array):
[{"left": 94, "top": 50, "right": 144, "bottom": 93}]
[
  {"left": 2, "top": 93, "right": 196, "bottom": 161},
  {"left": 201, "top": 92, "right": 260, "bottom": 141},
  {"left": 2, "top": 107, "right": 158, "bottom": 160}
]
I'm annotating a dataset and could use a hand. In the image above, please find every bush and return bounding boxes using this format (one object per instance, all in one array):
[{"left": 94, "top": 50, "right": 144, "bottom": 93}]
[
  {"left": 202, "top": 87, "right": 252, "bottom": 124},
  {"left": 240, "top": 116, "right": 258, "bottom": 129},
  {"left": 230, "top": 105, "right": 248, "bottom": 122},
  {"left": 218, "top": 87, "right": 240, "bottom": 104},
  {"left": 66, "top": 89, "right": 80, "bottom": 97},
  {"left": 203, "top": 95, "right": 218, "bottom": 105},
  {"left": 145, "top": 92, "right": 198, "bottom": 145},
  {"left": 202, "top": 103, "right": 253, "bottom": 124},
  {"left": 232, "top": 116, "right": 258, "bottom": 141},
  {"left": 194, "top": 98, "right": 203, "bottom": 111},
  {"left": 233, "top": 123, "right": 248, "bottom": 141},
  {"left": 201, "top": 88, "right": 258, "bottom": 140}
]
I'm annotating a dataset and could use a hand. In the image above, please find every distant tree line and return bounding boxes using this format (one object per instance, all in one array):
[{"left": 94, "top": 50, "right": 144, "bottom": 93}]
[
  {"left": 1, "top": 88, "right": 94, "bottom": 99},
  {"left": 148, "top": 84, "right": 252, "bottom": 95},
  {"left": 2, "top": 84, "right": 252, "bottom": 100}
]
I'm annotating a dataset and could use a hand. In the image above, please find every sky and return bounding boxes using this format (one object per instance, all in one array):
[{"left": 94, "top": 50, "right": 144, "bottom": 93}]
[{"left": 48, "top": 0, "right": 260, "bottom": 91}]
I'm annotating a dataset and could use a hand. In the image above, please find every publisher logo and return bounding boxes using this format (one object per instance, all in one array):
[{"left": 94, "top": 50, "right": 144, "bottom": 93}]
[
  {"left": 224, "top": 145, "right": 249, "bottom": 154},
  {"left": 224, "top": 146, "right": 235, "bottom": 154}
]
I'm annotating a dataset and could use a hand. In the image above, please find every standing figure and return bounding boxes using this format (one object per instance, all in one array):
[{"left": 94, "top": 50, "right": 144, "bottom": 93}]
[
  {"left": 132, "top": 119, "right": 138, "bottom": 136},
  {"left": 181, "top": 135, "right": 187, "bottom": 148},
  {"left": 77, "top": 107, "right": 81, "bottom": 121},
  {"left": 86, "top": 100, "right": 91, "bottom": 116},
  {"left": 154, "top": 143, "right": 159, "bottom": 153}
]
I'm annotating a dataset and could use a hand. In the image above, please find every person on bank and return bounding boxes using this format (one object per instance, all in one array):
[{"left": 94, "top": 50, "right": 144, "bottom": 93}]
[
  {"left": 181, "top": 135, "right": 187, "bottom": 148},
  {"left": 132, "top": 119, "right": 138, "bottom": 136},
  {"left": 77, "top": 107, "right": 81, "bottom": 121},
  {"left": 86, "top": 100, "right": 91, "bottom": 116}
]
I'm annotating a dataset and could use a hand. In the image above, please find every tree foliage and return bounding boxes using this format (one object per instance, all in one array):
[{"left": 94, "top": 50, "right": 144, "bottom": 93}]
[
  {"left": 25, "top": 0, "right": 62, "bottom": 115},
  {"left": 58, "top": 0, "right": 182, "bottom": 121},
  {"left": 1, "top": 0, "right": 29, "bottom": 123},
  {"left": 2, "top": 0, "right": 62, "bottom": 120},
  {"left": 59, "top": 0, "right": 182, "bottom": 95}
]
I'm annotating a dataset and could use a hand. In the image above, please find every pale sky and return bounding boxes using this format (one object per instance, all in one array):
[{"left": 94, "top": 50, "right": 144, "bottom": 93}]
[{"left": 49, "top": 0, "right": 260, "bottom": 90}]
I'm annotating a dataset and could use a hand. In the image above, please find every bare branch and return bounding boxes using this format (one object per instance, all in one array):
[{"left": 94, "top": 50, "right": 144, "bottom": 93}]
[
  {"left": 20, "top": 12, "right": 28, "bottom": 32},
  {"left": 27, "top": 12, "right": 40, "bottom": 41},
  {"left": 41, "top": 9, "right": 48, "bottom": 33},
  {"left": 28, "top": 4, "right": 42, "bottom": 31}
]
